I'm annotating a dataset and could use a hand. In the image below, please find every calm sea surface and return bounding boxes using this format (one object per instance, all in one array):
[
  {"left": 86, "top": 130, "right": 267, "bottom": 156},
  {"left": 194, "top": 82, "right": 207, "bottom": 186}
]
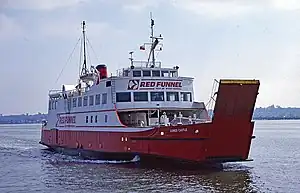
[{"left": 0, "top": 120, "right": 299, "bottom": 193}]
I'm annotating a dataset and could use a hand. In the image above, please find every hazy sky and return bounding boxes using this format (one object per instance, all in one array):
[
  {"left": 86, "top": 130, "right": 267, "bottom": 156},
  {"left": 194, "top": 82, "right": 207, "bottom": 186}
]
[{"left": 1, "top": 0, "right": 300, "bottom": 115}]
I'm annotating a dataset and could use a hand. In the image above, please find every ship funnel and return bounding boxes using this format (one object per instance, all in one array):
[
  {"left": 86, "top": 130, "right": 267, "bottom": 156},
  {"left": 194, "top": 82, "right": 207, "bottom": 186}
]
[{"left": 96, "top": 64, "right": 107, "bottom": 84}]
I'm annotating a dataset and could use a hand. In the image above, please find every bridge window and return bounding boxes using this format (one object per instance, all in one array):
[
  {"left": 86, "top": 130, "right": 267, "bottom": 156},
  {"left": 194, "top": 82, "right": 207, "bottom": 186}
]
[
  {"left": 95, "top": 94, "right": 101, "bottom": 105},
  {"left": 95, "top": 115, "right": 98, "bottom": 123},
  {"left": 48, "top": 101, "right": 51, "bottom": 110},
  {"left": 161, "top": 71, "right": 169, "bottom": 77},
  {"left": 89, "top": 95, "right": 94, "bottom": 106},
  {"left": 151, "top": 92, "right": 164, "bottom": 101},
  {"left": 170, "top": 71, "right": 177, "bottom": 77},
  {"left": 152, "top": 70, "right": 160, "bottom": 77},
  {"left": 102, "top": 93, "right": 107, "bottom": 104},
  {"left": 78, "top": 97, "right": 82, "bottom": 107},
  {"left": 116, "top": 92, "right": 131, "bottom": 102},
  {"left": 134, "top": 92, "right": 148, "bottom": 102},
  {"left": 90, "top": 116, "right": 93, "bottom": 123},
  {"left": 72, "top": 98, "right": 77, "bottom": 107},
  {"left": 167, "top": 92, "right": 179, "bottom": 101},
  {"left": 105, "top": 115, "right": 108, "bottom": 123},
  {"left": 143, "top": 70, "right": 151, "bottom": 77},
  {"left": 123, "top": 70, "right": 129, "bottom": 76},
  {"left": 83, "top": 96, "right": 88, "bottom": 106},
  {"left": 86, "top": 116, "right": 88, "bottom": 123},
  {"left": 133, "top": 71, "right": 141, "bottom": 77},
  {"left": 181, "top": 92, "right": 192, "bottom": 102}
]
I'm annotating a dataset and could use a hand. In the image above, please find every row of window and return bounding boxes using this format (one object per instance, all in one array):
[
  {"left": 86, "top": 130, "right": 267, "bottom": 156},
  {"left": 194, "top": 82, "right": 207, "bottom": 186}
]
[
  {"left": 49, "top": 91, "right": 192, "bottom": 110},
  {"left": 116, "top": 92, "right": 192, "bottom": 103},
  {"left": 85, "top": 115, "right": 108, "bottom": 123},
  {"left": 72, "top": 93, "right": 107, "bottom": 108},
  {"left": 124, "top": 70, "right": 177, "bottom": 78}
]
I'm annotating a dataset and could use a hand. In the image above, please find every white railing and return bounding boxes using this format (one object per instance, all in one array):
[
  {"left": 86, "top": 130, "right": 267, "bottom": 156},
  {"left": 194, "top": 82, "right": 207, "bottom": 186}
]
[
  {"left": 116, "top": 61, "right": 162, "bottom": 77},
  {"left": 132, "top": 60, "right": 162, "bottom": 68},
  {"left": 48, "top": 87, "right": 89, "bottom": 99}
]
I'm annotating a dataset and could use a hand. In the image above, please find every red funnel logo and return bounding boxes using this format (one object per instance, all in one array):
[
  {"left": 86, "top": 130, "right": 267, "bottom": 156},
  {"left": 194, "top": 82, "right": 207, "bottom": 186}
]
[{"left": 128, "top": 80, "right": 140, "bottom": 90}]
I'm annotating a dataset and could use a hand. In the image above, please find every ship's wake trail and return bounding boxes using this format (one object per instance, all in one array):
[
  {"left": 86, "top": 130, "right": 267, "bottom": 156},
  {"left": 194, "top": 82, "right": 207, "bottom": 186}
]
[{"left": 47, "top": 153, "right": 140, "bottom": 165}]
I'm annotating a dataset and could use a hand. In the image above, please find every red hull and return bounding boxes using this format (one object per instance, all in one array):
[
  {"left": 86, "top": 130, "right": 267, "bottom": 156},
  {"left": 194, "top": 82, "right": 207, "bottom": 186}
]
[{"left": 40, "top": 80, "right": 260, "bottom": 164}]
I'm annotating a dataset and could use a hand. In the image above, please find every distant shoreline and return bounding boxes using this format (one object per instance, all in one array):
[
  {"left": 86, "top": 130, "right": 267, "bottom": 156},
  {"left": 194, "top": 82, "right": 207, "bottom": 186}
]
[
  {"left": 2, "top": 105, "right": 300, "bottom": 124},
  {"left": 1, "top": 118, "right": 300, "bottom": 125}
]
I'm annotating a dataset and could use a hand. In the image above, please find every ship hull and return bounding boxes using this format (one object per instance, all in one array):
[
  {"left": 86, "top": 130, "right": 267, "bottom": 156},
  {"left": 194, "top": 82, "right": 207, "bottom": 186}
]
[{"left": 40, "top": 120, "right": 255, "bottom": 165}]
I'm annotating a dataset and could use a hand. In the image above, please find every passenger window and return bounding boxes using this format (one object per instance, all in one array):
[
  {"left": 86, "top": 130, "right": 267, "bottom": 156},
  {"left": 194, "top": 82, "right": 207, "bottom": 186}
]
[
  {"left": 78, "top": 97, "right": 82, "bottom": 107},
  {"left": 83, "top": 96, "right": 88, "bottom": 106},
  {"left": 151, "top": 92, "right": 164, "bottom": 101},
  {"left": 181, "top": 92, "right": 192, "bottom": 102},
  {"left": 102, "top": 93, "right": 107, "bottom": 104},
  {"left": 116, "top": 92, "right": 131, "bottom": 102},
  {"left": 72, "top": 98, "right": 77, "bottom": 107},
  {"left": 167, "top": 92, "right": 179, "bottom": 101},
  {"left": 95, "top": 94, "right": 101, "bottom": 105},
  {"left": 89, "top": 95, "right": 94, "bottom": 106},
  {"left": 134, "top": 92, "right": 148, "bottom": 102}
]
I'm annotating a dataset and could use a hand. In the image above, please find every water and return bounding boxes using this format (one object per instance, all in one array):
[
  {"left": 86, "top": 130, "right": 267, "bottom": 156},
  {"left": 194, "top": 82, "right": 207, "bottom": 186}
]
[{"left": 0, "top": 120, "right": 299, "bottom": 193}]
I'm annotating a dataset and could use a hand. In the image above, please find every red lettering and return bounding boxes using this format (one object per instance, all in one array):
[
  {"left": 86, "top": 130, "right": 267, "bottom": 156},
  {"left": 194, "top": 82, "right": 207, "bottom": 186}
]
[
  {"left": 140, "top": 82, "right": 145, "bottom": 87},
  {"left": 150, "top": 82, "right": 155, "bottom": 87}
]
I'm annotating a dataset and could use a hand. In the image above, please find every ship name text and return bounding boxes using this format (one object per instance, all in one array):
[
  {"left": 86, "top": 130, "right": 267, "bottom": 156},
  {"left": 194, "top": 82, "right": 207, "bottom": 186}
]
[
  {"left": 59, "top": 116, "right": 76, "bottom": 124},
  {"left": 169, "top": 128, "right": 188, "bottom": 133}
]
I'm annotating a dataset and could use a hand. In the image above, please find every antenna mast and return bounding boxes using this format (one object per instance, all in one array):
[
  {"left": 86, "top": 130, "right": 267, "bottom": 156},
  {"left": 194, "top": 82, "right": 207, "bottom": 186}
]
[
  {"left": 147, "top": 13, "right": 163, "bottom": 67},
  {"left": 150, "top": 12, "right": 155, "bottom": 67},
  {"left": 80, "top": 21, "right": 88, "bottom": 76}
]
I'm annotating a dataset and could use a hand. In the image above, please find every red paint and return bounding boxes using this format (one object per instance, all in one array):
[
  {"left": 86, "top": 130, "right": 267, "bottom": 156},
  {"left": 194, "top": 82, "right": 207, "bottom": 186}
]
[{"left": 41, "top": 79, "right": 260, "bottom": 164}]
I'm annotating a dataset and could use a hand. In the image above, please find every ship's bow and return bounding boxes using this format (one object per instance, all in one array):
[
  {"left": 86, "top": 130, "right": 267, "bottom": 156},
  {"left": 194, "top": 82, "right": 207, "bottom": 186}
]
[{"left": 207, "top": 79, "right": 260, "bottom": 162}]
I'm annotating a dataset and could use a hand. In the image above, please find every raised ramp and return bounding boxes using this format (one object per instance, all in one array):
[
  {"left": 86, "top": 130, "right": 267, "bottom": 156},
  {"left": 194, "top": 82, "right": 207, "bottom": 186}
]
[
  {"left": 212, "top": 79, "right": 260, "bottom": 122},
  {"left": 206, "top": 79, "right": 260, "bottom": 161}
]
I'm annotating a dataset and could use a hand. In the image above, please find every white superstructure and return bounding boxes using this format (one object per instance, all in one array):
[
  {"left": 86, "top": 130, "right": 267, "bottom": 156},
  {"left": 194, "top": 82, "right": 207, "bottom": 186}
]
[{"left": 45, "top": 18, "right": 210, "bottom": 131}]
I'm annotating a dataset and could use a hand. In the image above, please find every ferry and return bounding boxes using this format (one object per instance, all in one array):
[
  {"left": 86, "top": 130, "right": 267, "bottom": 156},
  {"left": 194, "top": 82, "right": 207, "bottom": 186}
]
[{"left": 40, "top": 17, "right": 260, "bottom": 166}]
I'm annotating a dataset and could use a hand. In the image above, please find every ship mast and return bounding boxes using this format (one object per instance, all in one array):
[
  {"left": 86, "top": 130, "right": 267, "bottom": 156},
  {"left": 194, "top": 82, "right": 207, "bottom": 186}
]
[
  {"left": 147, "top": 13, "right": 163, "bottom": 68},
  {"left": 150, "top": 13, "right": 155, "bottom": 67},
  {"left": 80, "top": 20, "right": 88, "bottom": 77}
]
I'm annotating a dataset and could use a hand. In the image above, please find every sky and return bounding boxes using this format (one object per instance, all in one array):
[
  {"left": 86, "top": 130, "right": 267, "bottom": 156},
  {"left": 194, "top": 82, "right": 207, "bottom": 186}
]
[{"left": 0, "top": 0, "right": 300, "bottom": 115}]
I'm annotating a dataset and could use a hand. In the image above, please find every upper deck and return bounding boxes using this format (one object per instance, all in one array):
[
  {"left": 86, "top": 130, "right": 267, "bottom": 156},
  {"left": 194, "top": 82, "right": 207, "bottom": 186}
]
[{"left": 116, "top": 61, "right": 179, "bottom": 79}]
